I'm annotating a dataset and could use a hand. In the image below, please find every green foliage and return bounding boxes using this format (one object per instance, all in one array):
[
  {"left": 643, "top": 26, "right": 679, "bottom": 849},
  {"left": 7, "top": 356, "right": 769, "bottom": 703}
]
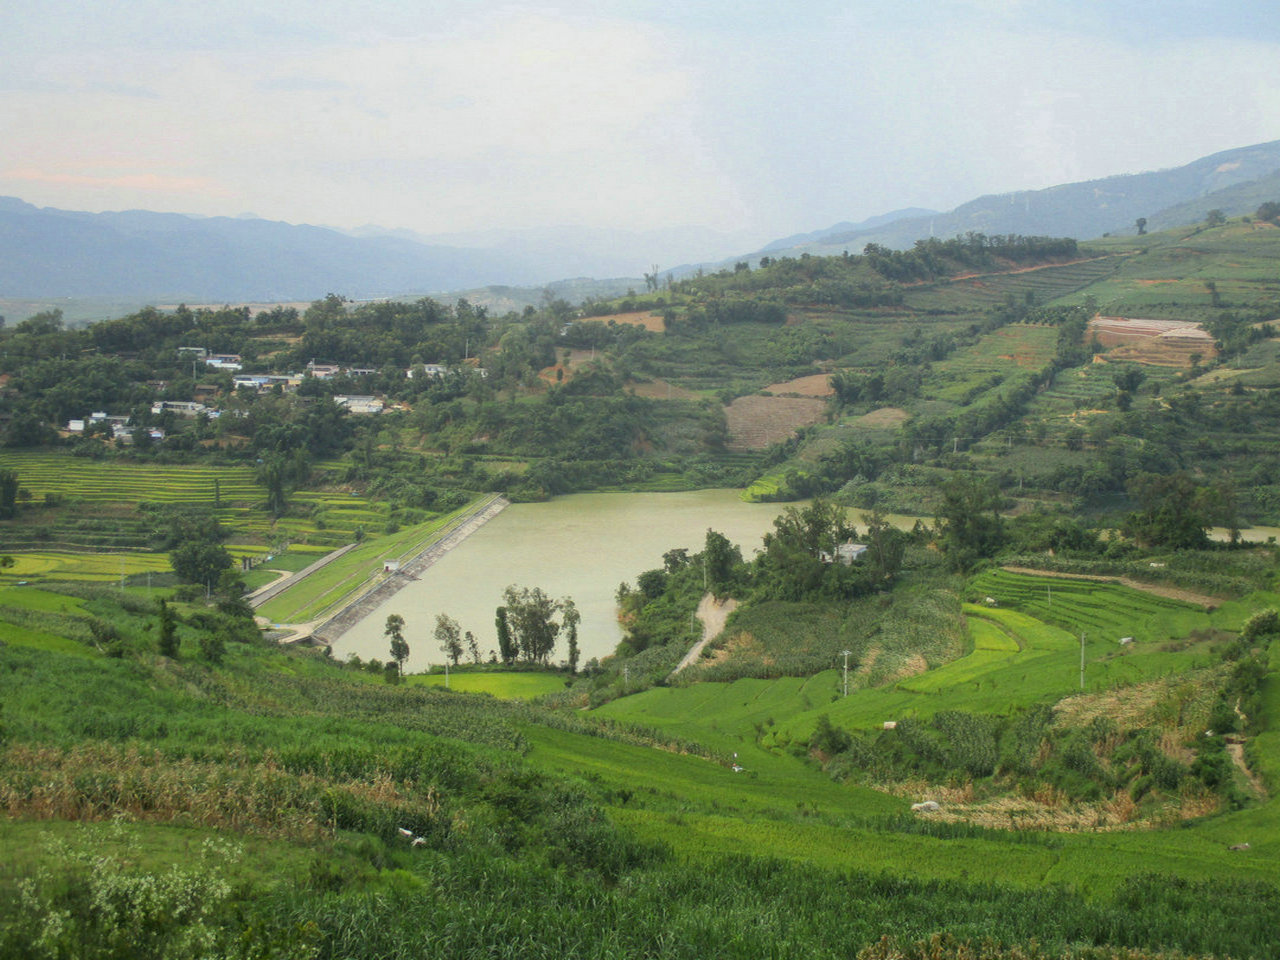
[
  {"left": 937, "top": 474, "right": 1005, "bottom": 572},
  {"left": 434, "top": 612, "right": 462, "bottom": 666},
  {"left": 1123, "top": 472, "right": 1233, "bottom": 550},
  {"left": 502, "top": 585, "right": 573, "bottom": 665},
  {"left": 168, "top": 540, "right": 232, "bottom": 587},
  {"left": 156, "top": 599, "right": 178, "bottom": 658},
  {"left": 384, "top": 613, "right": 408, "bottom": 674}
]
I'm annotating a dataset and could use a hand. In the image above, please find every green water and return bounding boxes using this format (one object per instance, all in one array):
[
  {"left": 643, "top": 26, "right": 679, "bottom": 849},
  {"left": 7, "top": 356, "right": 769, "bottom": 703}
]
[{"left": 335, "top": 490, "right": 793, "bottom": 671}]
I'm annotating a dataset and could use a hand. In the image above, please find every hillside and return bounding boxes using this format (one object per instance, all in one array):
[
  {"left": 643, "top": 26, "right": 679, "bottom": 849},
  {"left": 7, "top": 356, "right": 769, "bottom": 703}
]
[
  {"left": 0, "top": 554, "right": 1277, "bottom": 957},
  {"left": 741, "top": 139, "right": 1280, "bottom": 262},
  {"left": 2, "top": 209, "right": 1280, "bottom": 955}
]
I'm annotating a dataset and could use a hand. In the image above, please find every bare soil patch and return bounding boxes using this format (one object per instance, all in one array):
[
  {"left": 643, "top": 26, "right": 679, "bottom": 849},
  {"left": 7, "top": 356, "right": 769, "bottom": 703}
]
[
  {"left": 706, "top": 630, "right": 771, "bottom": 667},
  {"left": 764, "top": 374, "right": 834, "bottom": 397},
  {"left": 724, "top": 395, "right": 827, "bottom": 450},
  {"left": 1088, "top": 316, "right": 1216, "bottom": 368},
  {"left": 583, "top": 311, "right": 666, "bottom": 332},
  {"left": 853, "top": 407, "right": 910, "bottom": 429},
  {"left": 671, "top": 594, "right": 739, "bottom": 676}
]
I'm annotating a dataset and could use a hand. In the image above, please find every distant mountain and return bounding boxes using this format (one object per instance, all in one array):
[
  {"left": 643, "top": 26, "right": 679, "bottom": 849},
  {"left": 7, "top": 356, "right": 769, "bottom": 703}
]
[
  {"left": 0, "top": 198, "right": 521, "bottom": 301},
  {"left": 0, "top": 196, "right": 757, "bottom": 302},
  {"left": 1142, "top": 167, "right": 1280, "bottom": 234},
  {"left": 350, "top": 222, "right": 758, "bottom": 282},
  {"left": 747, "top": 140, "right": 1280, "bottom": 261},
  {"left": 759, "top": 208, "right": 938, "bottom": 253}
]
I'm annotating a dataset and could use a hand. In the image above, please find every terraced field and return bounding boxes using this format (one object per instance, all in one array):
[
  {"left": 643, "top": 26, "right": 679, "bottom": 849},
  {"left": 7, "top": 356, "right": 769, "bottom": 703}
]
[
  {"left": 966, "top": 568, "right": 1222, "bottom": 643},
  {"left": 724, "top": 394, "right": 827, "bottom": 450},
  {"left": 0, "top": 453, "right": 259, "bottom": 505},
  {"left": 926, "top": 324, "right": 1058, "bottom": 405},
  {"left": 578, "top": 574, "right": 1280, "bottom": 893},
  {"left": 901, "top": 257, "right": 1125, "bottom": 313}
]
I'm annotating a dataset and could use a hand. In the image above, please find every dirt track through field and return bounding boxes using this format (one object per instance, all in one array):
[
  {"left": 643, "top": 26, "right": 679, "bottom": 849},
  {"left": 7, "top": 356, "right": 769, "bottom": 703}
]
[{"left": 670, "top": 593, "right": 738, "bottom": 676}]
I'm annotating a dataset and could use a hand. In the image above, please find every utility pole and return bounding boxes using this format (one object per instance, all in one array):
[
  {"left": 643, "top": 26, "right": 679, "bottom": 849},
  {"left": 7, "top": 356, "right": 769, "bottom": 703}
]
[
  {"left": 841, "top": 650, "right": 853, "bottom": 697},
  {"left": 623, "top": 665, "right": 629, "bottom": 690},
  {"left": 1080, "top": 632, "right": 1086, "bottom": 690}
]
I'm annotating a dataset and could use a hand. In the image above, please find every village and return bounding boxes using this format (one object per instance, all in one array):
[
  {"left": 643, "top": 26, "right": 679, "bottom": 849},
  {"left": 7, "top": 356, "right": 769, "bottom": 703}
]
[{"left": 60, "top": 348, "right": 472, "bottom": 443}]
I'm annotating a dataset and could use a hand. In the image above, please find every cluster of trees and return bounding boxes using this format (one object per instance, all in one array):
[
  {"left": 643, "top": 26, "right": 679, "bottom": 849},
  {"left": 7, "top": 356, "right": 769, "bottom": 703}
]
[
  {"left": 617, "top": 502, "right": 912, "bottom": 656},
  {"left": 378, "top": 585, "right": 581, "bottom": 678},
  {"left": 496, "top": 586, "right": 580, "bottom": 670},
  {"left": 862, "top": 234, "right": 1079, "bottom": 283}
]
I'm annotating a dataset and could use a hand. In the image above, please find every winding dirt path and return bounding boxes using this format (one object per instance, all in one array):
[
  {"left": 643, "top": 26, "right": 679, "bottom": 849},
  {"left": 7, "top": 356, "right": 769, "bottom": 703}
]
[
  {"left": 1226, "top": 741, "right": 1266, "bottom": 798},
  {"left": 670, "top": 593, "right": 738, "bottom": 676}
]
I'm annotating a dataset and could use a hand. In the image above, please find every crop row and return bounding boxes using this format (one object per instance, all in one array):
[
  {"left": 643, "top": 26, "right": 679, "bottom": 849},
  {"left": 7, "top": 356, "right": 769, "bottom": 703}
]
[
  {"left": 0, "top": 454, "right": 260, "bottom": 504},
  {"left": 967, "top": 570, "right": 1208, "bottom": 644}
]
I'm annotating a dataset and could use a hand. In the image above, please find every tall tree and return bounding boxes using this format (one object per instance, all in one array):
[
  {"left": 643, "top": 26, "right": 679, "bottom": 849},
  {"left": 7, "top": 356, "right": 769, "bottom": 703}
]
[
  {"left": 936, "top": 475, "right": 1005, "bottom": 572},
  {"left": 385, "top": 614, "right": 409, "bottom": 676},
  {"left": 562, "top": 598, "right": 581, "bottom": 674},
  {"left": 1123, "top": 471, "right": 1232, "bottom": 549},
  {"left": 495, "top": 606, "right": 516, "bottom": 664},
  {"left": 434, "top": 613, "right": 463, "bottom": 666},
  {"left": 169, "top": 540, "right": 233, "bottom": 588},
  {"left": 0, "top": 469, "right": 18, "bottom": 519},
  {"left": 863, "top": 509, "right": 906, "bottom": 584},
  {"left": 702, "top": 529, "right": 743, "bottom": 601},
  {"left": 502, "top": 585, "right": 562, "bottom": 665},
  {"left": 157, "top": 599, "right": 178, "bottom": 658}
]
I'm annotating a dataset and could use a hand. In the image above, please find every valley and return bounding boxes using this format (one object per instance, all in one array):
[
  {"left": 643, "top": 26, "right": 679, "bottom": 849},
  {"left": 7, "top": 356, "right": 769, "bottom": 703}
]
[{"left": 2, "top": 208, "right": 1280, "bottom": 957}]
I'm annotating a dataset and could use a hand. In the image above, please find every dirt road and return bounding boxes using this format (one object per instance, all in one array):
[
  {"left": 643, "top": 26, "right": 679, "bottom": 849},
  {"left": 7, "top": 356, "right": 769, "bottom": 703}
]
[{"left": 670, "top": 593, "right": 738, "bottom": 676}]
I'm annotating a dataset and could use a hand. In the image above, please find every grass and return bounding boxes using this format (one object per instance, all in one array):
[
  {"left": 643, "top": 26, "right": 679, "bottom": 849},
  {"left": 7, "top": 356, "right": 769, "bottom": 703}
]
[
  {"left": 1, "top": 565, "right": 1278, "bottom": 956},
  {"left": 406, "top": 671, "right": 570, "bottom": 700},
  {"left": 255, "top": 497, "right": 490, "bottom": 624}
]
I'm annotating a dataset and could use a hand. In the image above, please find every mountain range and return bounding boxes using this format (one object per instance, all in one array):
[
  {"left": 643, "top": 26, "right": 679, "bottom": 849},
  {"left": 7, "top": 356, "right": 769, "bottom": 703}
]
[{"left": 3, "top": 139, "right": 1280, "bottom": 306}]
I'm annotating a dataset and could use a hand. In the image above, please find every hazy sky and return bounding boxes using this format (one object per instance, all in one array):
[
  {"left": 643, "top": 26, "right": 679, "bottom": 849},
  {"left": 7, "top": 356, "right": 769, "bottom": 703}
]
[{"left": 4, "top": 1, "right": 1280, "bottom": 244}]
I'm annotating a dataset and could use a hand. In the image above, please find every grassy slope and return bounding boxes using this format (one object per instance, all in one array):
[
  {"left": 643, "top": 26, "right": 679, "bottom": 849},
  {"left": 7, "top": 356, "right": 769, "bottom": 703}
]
[
  {"left": 2, "top": 569, "right": 1278, "bottom": 955},
  {"left": 587, "top": 575, "right": 1280, "bottom": 895}
]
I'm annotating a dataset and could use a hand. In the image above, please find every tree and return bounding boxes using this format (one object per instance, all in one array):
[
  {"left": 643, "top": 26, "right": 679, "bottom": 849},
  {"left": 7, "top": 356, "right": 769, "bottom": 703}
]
[
  {"left": 936, "top": 475, "right": 1005, "bottom": 572},
  {"left": 198, "top": 630, "right": 226, "bottom": 665},
  {"left": 385, "top": 614, "right": 409, "bottom": 675},
  {"left": 434, "top": 613, "right": 463, "bottom": 666},
  {"left": 0, "top": 469, "right": 18, "bottom": 519},
  {"left": 863, "top": 509, "right": 906, "bottom": 584},
  {"left": 702, "top": 529, "right": 742, "bottom": 601},
  {"left": 562, "top": 599, "right": 581, "bottom": 674},
  {"left": 1123, "top": 471, "right": 1229, "bottom": 549},
  {"left": 502, "top": 585, "right": 563, "bottom": 665},
  {"left": 1136, "top": 217, "right": 1147, "bottom": 236},
  {"left": 496, "top": 606, "right": 516, "bottom": 664},
  {"left": 755, "top": 500, "right": 856, "bottom": 601},
  {"left": 157, "top": 599, "right": 179, "bottom": 658},
  {"left": 169, "top": 540, "right": 233, "bottom": 588},
  {"left": 256, "top": 455, "right": 289, "bottom": 517}
]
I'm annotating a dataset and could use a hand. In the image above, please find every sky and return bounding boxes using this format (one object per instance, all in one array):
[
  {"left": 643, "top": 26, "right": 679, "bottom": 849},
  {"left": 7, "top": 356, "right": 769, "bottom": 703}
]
[{"left": 3, "top": 0, "right": 1280, "bottom": 247}]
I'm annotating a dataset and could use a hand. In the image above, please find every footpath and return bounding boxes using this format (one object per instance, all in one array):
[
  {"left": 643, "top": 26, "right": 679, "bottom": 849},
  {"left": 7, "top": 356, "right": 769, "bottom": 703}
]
[
  {"left": 310, "top": 495, "right": 509, "bottom": 645},
  {"left": 669, "top": 593, "right": 738, "bottom": 677}
]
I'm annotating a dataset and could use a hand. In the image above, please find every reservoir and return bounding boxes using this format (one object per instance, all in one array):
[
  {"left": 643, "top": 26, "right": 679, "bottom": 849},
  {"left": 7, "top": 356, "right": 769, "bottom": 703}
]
[{"left": 333, "top": 489, "right": 792, "bottom": 672}]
